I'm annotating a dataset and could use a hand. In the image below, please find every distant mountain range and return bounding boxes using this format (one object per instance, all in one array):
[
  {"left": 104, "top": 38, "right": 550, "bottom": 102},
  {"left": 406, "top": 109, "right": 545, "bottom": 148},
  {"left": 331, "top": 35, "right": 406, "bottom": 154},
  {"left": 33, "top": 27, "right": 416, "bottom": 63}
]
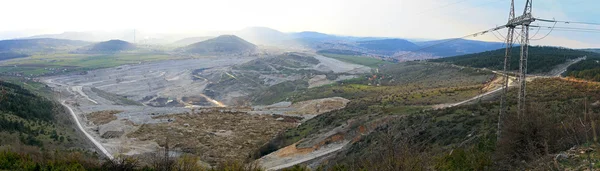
[
  {"left": 3, "top": 27, "right": 518, "bottom": 59},
  {"left": 0, "top": 38, "right": 91, "bottom": 60},
  {"left": 26, "top": 31, "right": 133, "bottom": 42},
  {"left": 0, "top": 38, "right": 90, "bottom": 52},
  {"left": 231, "top": 27, "right": 507, "bottom": 58},
  {"left": 356, "top": 39, "right": 419, "bottom": 55},
  {"left": 415, "top": 39, "right": 506, "bottom": 57},
  {"left": 583, "top": 48, "right": 600, "bottom": 54}
]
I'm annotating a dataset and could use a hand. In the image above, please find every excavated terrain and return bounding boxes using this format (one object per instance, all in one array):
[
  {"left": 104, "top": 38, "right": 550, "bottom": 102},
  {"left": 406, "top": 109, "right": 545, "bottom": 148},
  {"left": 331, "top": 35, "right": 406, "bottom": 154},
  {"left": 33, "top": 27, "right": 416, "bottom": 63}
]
[
  {"left": 127, "top": 110, "right": 298, "bottom": 164},
  {"left": 41, "top": 53, "right": 368, "bottom": 164}
]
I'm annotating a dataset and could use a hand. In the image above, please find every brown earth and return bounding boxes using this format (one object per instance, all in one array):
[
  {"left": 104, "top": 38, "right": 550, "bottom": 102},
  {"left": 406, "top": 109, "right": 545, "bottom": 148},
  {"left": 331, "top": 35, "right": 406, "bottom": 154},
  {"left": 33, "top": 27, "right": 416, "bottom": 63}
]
[
  {"left": 482, "top": 75, "right": 503, "bottom": 92},
  {"left": 126, "top": 110, "right": 297, "bottom": 165},
  {"left": 87, "top": 110, "right": 122, "bottom": 125},
  {"left": 273, "top": 115, "right": 397, "bottom": 159}
]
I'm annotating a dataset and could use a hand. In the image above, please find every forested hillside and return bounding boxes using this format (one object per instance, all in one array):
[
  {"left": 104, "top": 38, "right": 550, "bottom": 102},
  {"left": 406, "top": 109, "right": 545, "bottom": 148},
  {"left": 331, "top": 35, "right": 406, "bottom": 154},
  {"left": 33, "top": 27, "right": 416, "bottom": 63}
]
[
  {"left": 566, "top": 56, "right": 600, "bottom": 81},
  {"left": 0, "top": 80, "right": 91, "bottom": 149},
  {"left": 431, "top": 46, "right": 600, "bottom": 74}
]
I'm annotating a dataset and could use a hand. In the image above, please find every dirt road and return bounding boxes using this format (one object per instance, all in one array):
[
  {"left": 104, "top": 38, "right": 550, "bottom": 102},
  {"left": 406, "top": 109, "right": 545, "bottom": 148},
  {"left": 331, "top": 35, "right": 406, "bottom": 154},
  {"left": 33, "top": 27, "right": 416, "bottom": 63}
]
[{"left": 61, "top": 100, "right": 113, "bottom": 159}]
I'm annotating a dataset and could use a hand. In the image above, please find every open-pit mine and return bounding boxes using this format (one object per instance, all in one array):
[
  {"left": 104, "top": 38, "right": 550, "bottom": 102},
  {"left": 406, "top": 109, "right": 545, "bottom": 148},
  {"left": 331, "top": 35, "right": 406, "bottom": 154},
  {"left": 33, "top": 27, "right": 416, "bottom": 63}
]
[{"left": 42, "top": 53, "right": 368, "bottom": 165}]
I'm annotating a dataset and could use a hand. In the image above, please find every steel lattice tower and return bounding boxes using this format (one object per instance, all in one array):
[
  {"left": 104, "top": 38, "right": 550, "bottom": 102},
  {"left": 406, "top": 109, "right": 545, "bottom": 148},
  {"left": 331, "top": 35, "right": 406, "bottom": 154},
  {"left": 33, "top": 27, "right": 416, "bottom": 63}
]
[
  {"left": 517, "top": 0, "right": 533, "bottom": 116},
  {"left": 498, "top": 0, "right": 534, "bottom": 139}
]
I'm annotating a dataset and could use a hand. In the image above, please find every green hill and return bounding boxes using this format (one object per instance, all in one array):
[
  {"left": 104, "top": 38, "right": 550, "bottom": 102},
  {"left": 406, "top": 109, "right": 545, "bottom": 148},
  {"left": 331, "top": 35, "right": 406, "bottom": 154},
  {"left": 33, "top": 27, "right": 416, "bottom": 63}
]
[
  {"left": 430, "top": 46, "right": 600, "bottom": 74},
  {"left": 180, "top": 35, "right": 256, "bottom": 54},
  {"left": 75, "top": 39, "right": 136, "bottom": 53}
]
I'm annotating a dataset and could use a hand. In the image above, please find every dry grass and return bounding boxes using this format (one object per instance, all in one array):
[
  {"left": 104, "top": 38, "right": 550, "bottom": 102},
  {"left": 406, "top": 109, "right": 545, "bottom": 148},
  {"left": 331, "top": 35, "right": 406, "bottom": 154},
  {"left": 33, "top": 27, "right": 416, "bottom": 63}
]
[{"left": 87, "top": 110, "right": 123, "bottom": 125}]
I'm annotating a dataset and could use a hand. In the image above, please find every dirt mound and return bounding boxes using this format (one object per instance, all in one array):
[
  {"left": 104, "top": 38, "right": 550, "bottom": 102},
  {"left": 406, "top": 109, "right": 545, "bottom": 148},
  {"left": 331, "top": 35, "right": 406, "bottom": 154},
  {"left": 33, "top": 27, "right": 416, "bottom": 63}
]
[
  {"left": 482, "top": 75, "right": 503, "bottom": 92},
  {"left": 98, "top": 119, "right": 135, "bottom": 139},
  {"left": 286, "top": 97, "right": 350, "bottom": 115},
  {"left": 87, "top": 110, "right": 122, "bottom": 125}
]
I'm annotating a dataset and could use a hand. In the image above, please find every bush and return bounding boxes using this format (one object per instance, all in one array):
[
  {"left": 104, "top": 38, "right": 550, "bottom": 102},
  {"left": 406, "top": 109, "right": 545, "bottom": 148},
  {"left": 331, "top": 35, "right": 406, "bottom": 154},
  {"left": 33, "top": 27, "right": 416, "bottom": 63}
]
[{"left": 496, "top": 101, "right": 599, "bottom": 169}]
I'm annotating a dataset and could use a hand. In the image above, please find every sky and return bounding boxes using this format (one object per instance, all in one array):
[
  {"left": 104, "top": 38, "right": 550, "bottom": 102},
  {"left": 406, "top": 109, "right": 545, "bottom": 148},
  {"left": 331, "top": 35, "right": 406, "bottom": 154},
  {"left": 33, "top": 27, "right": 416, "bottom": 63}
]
[{"left": 1, "top": 0, "right": 599, "bottom": 48}]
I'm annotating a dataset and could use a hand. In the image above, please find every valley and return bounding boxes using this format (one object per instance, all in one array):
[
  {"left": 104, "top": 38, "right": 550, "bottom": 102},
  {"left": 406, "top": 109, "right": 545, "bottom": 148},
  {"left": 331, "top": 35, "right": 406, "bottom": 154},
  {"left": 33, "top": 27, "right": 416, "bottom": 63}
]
[
  {"left": 1, "top": 21, "right": 600, "bottom": 170},
  {"left": 3, "top": 38, "right": 597, "bottom": 169}
]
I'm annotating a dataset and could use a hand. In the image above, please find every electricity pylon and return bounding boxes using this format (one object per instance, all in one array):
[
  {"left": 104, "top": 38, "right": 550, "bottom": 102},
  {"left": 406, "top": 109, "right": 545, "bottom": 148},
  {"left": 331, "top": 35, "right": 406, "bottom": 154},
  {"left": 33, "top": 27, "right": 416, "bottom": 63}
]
[{"left": 498, "top": 0, "right": 535, "bottom": 139}]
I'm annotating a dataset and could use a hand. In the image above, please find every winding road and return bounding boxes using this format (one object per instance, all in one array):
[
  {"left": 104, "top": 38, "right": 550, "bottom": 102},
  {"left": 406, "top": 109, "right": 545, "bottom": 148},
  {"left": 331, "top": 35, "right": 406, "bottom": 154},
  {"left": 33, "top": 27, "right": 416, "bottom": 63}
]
[
  {"left": 46, "top": 78, "right": 113, "bottom": 159},
  {"left": 61, "top": 100, "right": 113, "bottom": 159}
]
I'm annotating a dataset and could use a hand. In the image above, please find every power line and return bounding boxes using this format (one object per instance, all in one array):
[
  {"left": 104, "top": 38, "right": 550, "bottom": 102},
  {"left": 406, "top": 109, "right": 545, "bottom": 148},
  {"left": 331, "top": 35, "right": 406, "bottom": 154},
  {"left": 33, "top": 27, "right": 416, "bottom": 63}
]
[
  {"left": 530, "top": 21, "right": 557, "bottom": 41},
  {"left": 552, "top": 26, "right": 600, "bottom": 32},
  {"left": 536, "top": 18, "right": 600, "bottom": 26},
  {"left": 529, "top": 26, "right": 541, "bottom": 39},
  {"left": 530, "top": 25, "right": 600, "bottom": 32},
  {"left": 490, "top": 30, "right": 506, "bottom": 42},
  {"left": 537, "top": 28, "right": 600, "bottom": 34},
  {"left": 495, "top": 29, "right": 507, "bottom": 40}
]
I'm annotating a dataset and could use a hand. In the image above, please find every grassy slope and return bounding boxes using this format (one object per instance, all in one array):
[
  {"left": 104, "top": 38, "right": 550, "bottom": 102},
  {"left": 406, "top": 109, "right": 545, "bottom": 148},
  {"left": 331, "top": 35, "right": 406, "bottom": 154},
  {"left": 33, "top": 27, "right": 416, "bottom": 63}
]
[
  {"left": 318, "top": 52, "right": 391, "bottom": 68},
  {"left": 327, "top": 78, "right": 600, "bottom": 170},
  {"left": 257, "top": 62, "right": 495, "bottom": 153}
]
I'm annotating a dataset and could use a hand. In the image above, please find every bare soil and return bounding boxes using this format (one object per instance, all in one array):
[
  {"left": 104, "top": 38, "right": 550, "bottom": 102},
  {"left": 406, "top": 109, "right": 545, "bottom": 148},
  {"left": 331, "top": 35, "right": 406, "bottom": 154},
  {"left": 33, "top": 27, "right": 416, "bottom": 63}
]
[
  {"left": 127, "top": 110, "right": 297, "bottom": 164},
  {"left": 87, "top": 110, "right": 122, "bottom": 125}
]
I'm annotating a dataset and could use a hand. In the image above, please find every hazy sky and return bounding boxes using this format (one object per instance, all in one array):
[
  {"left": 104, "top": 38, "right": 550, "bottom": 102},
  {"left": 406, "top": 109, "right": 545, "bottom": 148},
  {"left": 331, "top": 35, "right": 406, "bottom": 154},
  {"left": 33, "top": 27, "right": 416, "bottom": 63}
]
[{"left": 1, "top": 0, "right": 599, "bottom": 48}]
